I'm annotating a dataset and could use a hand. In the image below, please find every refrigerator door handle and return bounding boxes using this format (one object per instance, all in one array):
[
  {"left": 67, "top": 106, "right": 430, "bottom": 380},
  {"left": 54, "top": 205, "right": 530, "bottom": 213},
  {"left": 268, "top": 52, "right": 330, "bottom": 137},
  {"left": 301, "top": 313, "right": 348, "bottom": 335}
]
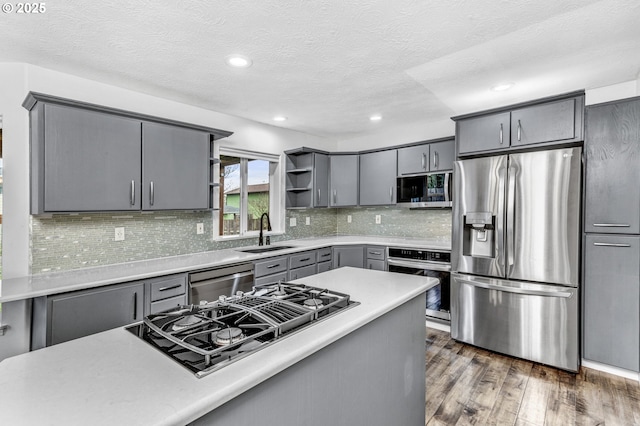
[
  {"left": 506, "top": 166, "right": 516, "bottom": 271},
  {"left": 455, "top": 276, "right": 573, "bottom": 298},
  {"left": 496, "top": 165, "right": 507, "bottom": 273}
]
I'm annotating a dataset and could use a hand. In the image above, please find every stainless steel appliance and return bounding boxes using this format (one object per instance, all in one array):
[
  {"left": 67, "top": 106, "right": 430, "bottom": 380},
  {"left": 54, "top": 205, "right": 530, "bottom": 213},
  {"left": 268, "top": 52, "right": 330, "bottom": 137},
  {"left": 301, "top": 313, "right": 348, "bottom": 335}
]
[
  {"left": 396, "top": 172, "right": 452, "bottom": 208},
  {"left": 127, "top": 282, "right": 358, "bottom": 378},
  {"left": 188, "top": 263, "right": 254, "bottom": 305},
  {"left": 387, "top": 247, "right": 451, "bottom": 322},
  {"left": 451, "top": 147, "right": 582, "bottom": 371}
]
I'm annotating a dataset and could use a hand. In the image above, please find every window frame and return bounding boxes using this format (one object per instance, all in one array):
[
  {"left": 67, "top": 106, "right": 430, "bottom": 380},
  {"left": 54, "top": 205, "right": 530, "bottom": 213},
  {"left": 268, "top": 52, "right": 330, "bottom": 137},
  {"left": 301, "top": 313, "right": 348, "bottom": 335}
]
[{"left": 214, "top": 146, "right": 283, "bottom": 240}]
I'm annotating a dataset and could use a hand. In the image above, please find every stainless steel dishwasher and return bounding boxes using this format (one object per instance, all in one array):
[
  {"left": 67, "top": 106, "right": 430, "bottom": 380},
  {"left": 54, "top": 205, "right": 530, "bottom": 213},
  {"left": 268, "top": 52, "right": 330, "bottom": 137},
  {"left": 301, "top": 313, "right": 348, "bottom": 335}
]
[{"left": 188, "top": 263, "right": 254, "bottom": 305}]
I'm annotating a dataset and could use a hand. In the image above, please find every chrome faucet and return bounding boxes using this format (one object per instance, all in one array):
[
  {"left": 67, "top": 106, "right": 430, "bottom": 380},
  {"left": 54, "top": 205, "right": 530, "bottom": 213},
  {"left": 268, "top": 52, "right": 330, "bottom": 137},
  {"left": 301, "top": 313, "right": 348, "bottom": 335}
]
[{"left": 258, "top": 212, "right": 272, "bottom": 246}]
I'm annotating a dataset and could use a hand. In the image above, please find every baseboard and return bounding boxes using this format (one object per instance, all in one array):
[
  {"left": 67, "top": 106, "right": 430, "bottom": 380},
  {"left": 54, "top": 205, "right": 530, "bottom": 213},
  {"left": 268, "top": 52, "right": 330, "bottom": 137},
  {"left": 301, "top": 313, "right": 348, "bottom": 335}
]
[
  {"left": 425, "top": 319, "right": 450, "bottom": 333},
  {"left": 581, "top": 359, "right": 640, "bottom": 381}
]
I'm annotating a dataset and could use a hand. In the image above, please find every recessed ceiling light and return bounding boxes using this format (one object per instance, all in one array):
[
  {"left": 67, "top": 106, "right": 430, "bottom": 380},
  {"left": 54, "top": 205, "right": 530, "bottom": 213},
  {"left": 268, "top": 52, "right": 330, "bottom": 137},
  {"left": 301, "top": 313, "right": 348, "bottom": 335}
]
[
  {"left": 370, "top": 115, "right": 382, "bottom": 121},
  {"left": 273, "top": 116, "right": 287, "bottom": 122},
  {"left": 226, "top": 54, "right": 252, "bottom": 68},
  {"left": 491, "top": 82, "right": 514, "bottom": 92}
]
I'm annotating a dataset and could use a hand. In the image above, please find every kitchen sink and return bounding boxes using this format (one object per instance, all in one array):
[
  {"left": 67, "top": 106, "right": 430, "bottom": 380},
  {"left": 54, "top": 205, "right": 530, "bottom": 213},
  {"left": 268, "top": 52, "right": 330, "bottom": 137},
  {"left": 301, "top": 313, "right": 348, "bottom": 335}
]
[{"left": 237, "top": 245, "right": 295, "bottom": 254}]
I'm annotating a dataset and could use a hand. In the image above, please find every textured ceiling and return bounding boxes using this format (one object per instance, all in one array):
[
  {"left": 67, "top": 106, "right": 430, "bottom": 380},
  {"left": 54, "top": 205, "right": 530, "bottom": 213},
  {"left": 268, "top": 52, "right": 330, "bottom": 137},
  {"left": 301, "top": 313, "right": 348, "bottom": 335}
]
[{"left": 1, "top": 0, "right": 639, "bottom": 140}]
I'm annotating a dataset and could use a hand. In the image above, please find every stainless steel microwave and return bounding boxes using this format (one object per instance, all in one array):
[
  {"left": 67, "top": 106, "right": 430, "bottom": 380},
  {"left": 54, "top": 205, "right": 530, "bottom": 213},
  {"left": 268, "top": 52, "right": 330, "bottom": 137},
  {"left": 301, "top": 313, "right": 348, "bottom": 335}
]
[{"left": 396, "top": 172, "right": 452, "bottom": 208}]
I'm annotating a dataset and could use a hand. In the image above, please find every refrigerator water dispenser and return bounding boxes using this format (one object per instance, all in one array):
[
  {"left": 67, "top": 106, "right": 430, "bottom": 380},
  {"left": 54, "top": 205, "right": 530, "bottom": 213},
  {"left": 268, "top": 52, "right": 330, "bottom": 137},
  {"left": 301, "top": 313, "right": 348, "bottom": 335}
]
[{"left": 462, "top": 212, "right": 495, "bottom": 258}]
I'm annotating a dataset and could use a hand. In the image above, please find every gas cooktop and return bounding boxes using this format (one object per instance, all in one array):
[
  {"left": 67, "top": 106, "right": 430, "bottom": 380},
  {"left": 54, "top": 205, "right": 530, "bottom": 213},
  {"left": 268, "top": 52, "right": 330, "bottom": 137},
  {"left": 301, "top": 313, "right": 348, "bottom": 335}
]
[{"left": 127, "top": 282, "right": 358, "bottom": 378}]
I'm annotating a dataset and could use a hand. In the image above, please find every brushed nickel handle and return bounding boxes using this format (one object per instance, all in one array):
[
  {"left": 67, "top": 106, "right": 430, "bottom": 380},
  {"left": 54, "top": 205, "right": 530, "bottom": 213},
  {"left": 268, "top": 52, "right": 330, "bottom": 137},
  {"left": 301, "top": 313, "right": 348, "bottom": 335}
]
[
  {"left": 433, "top": 151, "right": 439, "bottom": 169},
  {"left": 593, "top": 242, "right": 631, "bottom": 247},
  {"left": 130, "top": 180, "right": 135, "bottom": 206},
  {"left": 389, "top": 187, "right": 393, "bottom": 202},
  {"left": 150, "top": 181, "right": 155, "bottom": 206},
  {"left": 158, "top": 284, "right": 182, "bottom": 292},
  {"left": 317, "top": 188, "right": 320, "bottom": 204},
  {"left": 593, "top": 223, "right": 630, "bottom": 227},
  {"left": 421, "top": 153, "right": 426, "bottom": 170},
  {"left": 333, "top": 189, "right": 337, "bottom": 204},
  {"left": 499, "top": 124, "right": 504, "bottom": 144},
  {"left": 517, "top": 120, "right": 522, "bottom": 141}
]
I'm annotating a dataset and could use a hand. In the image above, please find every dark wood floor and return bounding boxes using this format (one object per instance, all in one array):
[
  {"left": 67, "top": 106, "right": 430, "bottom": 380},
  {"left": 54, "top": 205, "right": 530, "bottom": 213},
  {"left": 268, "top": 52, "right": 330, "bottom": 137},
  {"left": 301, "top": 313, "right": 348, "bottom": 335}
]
[{"left": 425, "top": 328, "right": 640, "bottom": 426}]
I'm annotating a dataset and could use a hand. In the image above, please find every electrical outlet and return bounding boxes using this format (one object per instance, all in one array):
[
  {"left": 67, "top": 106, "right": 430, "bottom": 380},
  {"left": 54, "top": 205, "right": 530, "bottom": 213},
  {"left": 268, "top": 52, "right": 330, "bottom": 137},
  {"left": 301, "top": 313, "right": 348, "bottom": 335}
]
[
  {"left": 290, "top": 217, "right": 297, "bottom": 227},
  {"left": 375, "top": 215, "right": 381, "bottom": 224},
  {"left": 196, "top": 223, "right": 204, "bottom": 234},
  {"left": 305, "top": 217, "right": 310, "bottom": 225},
  {"left": 347, "top": 215, "right": 352, "bottom": 223},
  {"left": 114, "top": 227, "right": 125, "bottom": 241}
]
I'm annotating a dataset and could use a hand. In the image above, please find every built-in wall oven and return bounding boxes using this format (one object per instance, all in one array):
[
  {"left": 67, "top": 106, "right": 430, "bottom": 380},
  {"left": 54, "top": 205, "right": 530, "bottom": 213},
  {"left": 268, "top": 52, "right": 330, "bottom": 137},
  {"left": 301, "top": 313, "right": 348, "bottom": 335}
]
[{"left": 387, "top": 248, "right": 451, "bottom": 322}]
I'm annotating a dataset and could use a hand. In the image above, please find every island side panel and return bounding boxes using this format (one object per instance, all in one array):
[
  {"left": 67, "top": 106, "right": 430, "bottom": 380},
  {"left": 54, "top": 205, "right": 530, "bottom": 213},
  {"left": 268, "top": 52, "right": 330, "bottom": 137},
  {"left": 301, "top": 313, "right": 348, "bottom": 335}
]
[{"left": 191, "top": 294, "right": 426, "bottom": 426}]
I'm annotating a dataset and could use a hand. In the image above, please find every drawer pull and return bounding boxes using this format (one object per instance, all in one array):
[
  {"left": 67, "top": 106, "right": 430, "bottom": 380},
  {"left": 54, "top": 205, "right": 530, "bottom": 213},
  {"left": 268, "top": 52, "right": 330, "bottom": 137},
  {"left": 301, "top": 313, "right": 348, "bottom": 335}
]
[
  {"left": 593, "top": 223, "right": 630, "bottom": 227},
  {"left": 320, "top": 253, "right": 331, "bottom": 257},
  {"left": 369, "top": 251, "right": 382, "bottom": 255},
  {"left": 266, "top": 263, "right": 281, "bottom": 269},
  {"left": 298, "top": 257, "right": 311, "bottom": 262},
  {"left": 158, "top": 284, "right": 182, "bottom": 292},
  {"left": 593, "top": 242, "right": 631, "bottom": 248}
]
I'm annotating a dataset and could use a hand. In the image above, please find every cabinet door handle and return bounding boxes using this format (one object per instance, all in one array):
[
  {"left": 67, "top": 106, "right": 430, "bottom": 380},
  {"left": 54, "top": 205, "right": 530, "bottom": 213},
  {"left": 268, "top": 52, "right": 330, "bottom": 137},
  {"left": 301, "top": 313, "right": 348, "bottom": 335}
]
[
  {"left": 499, "top": 124, "right": 504, "bottom": 144},
  {"left": 130, "top": 180, "right": 136, "bottom": 206},
  {"left": 517, "top": 120, "right": 522, "bottom": 142},
  {"left": 333, "top": 189, "right": 337, "bottom": 204},
  {"left": 593, "top": 242, "right": 631, "bottom": 248},
  {"left": 389, "top": 187, "right": 393, "bottom": 202},
  {"left": 266, "top": 263, "right": 281, "bottom": 269},
  {"left": 317, "top": 188, "right": 321, "bottom": 204},
  {"left": 133, "top": 292, "right": 138, "bottom": 320},
  {"left": 433, "top": 151, "right": 439, "bottom": 169},
  {"left": 158, "top": 284, "right": 182, "bottom": 292},
  {"left": 593, "top": 223, "right": 630, "bottom": 227},
  {"left": 421, "top": 153, "right": 426, "bottom": 170},
  {"left": 149, "top": 181, "right": 155, "bottom": 206}
]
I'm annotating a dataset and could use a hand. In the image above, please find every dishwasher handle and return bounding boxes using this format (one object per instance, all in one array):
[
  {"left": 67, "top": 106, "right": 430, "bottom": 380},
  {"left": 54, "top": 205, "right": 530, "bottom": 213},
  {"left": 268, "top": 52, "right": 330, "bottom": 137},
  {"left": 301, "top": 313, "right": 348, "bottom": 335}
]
[{"left": 190, "top": 271, "right": 254, "bottom": 289}]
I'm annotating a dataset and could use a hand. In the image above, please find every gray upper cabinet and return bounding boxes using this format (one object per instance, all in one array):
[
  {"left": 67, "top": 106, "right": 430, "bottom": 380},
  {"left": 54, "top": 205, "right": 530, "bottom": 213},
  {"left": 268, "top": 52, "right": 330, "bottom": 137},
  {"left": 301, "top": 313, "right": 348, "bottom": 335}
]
[
  {"left": 455, "top": 93, "right": 584, "bottom": 156},
  {"left": 39, "top": 104, "right": 142, "bottom": 212},
  {"left": 585, "top": 97, "right": 640, "bottom": 234},
  {"left": 142, "top": 122, "right": 209, "bottom": 210},
  {"left": 397, "top": 144, "right": 429, "bottom": 175},
  {"left": 24, "top": 92, "right": 232, "bottom": 214},
  {"left": 359, "top": 150, "right": 397, "bottom": 206},
  {"left": 285, "top": 150, "right": 329, "bottom": 208},
  {"left": 429, "top": 139, "right": 455, "bottom": 171},
  {"left": 456, "top": 112, "right": 511, "bottom": 155},
  {"left": 511, "top": 99, "right": 579, "bottom": 147},
  {"left": 329, "top": 155, "right": 359, "bottom": 207},
  {"left": 583, "top": 235, "right": 639, "bottom": 372}
]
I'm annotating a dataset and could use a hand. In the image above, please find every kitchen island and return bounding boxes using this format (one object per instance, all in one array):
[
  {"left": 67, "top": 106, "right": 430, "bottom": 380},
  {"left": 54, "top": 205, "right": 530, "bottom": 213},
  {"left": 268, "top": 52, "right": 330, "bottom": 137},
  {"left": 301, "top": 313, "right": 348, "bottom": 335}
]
[{"left": 0, "top": 267, "right": 436, "bottom": 426}]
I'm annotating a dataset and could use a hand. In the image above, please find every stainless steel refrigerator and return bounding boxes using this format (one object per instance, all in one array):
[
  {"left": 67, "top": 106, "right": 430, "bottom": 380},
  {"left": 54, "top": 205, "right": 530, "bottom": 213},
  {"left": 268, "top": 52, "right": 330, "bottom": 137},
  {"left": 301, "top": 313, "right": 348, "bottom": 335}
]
[{"left": 451, "top": 147, "right": 582, "bottom": 371}]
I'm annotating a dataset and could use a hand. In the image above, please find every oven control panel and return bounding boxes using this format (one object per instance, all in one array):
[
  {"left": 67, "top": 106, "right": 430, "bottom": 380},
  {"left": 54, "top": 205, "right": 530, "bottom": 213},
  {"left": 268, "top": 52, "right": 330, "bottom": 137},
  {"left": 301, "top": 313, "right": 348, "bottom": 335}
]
[{"left": 388, "top": 248, "right": 450, "bottom": 263}]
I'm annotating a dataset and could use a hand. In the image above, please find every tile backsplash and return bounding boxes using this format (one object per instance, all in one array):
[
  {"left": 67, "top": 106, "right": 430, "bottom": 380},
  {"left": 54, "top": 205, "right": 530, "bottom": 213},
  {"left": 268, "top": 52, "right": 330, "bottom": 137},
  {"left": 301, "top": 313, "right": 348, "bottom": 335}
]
[{"left": 30, "top": 207, "right": 450, "bottom": 273}]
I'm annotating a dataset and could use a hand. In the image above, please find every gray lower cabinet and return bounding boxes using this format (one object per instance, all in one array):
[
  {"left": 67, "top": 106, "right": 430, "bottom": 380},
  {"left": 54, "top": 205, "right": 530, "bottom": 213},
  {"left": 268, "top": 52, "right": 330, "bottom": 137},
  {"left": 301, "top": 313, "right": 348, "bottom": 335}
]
[
  {"left": 359, "top": 150, "right": 397, "bottom": 206},
  {"left": 365, "top": 245, "right": 386, "bottom": 271},
  {"left": 585, "top": 97, "right": 640, "bottom": 234},
  {"left": 316, "top": 247, "right": 333, "bottom": 274},
  {"left": 329, "top": 155, "right": 359, "bottom": 207},
  {"left": 145, "top": 273, "right": 188, "bottom": 315},
  {"left": 254, "top": 256, "right": 289, "bottom": 287},
  {"left": 33, "top": 281, "right": 145, "bottom": 348},
  {"left": 142, "top": 122, "right": 210, "bottom": 210},
  {"left": 37, "top": 103, "right": 143, "bottom": 212},
  {"left": 289, "top": 251, "right": 317, "bottom": 280},
  {"left": 583, "top": 234, "right": 639, "bottom": 371},
  {"left": 317, "top": 261, "right": 332, "bottom": 274},
  {"left": 333, "top": 246, "right": 365, "bottom": 269}
]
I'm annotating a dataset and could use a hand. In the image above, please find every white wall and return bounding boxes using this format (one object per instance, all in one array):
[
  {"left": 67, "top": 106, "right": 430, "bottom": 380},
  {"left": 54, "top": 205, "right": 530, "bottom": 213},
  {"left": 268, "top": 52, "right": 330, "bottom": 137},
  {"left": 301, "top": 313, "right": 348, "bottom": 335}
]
[
  {"left": 586, "top": 80, "right": 639, "bottom": 105},
  {"left": 335, "top": 117, "right": 455, "bottom": 151}
]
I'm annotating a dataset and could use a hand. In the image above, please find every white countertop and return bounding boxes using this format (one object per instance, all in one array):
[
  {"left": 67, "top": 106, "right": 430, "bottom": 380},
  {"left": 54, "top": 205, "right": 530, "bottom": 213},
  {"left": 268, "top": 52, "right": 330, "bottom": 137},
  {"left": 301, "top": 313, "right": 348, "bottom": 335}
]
[
  {"left": 0, "top": 268, "right": 437, "bottom": 426},
  {"left": 0, "top": 235, "right": 450, "bottom": 303}
]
